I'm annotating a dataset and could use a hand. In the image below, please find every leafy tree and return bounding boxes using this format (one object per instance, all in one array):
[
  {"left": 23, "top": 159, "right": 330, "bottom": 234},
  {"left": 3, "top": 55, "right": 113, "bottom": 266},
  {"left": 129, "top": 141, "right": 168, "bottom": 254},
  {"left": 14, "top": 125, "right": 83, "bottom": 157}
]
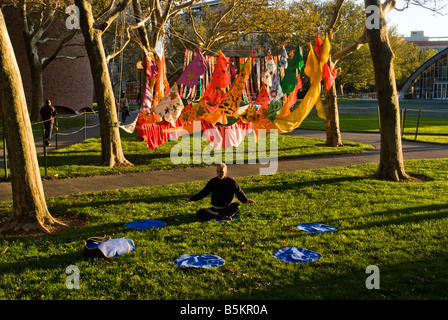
[
  {"left": 74, "top": 0, "right": 134, "bottom": 167},
  {"left": 364, "top": 0, "right": 446, "bottom": 181},
  {"left": 0, "top": 8, "right": 63, "bottom": 234}
]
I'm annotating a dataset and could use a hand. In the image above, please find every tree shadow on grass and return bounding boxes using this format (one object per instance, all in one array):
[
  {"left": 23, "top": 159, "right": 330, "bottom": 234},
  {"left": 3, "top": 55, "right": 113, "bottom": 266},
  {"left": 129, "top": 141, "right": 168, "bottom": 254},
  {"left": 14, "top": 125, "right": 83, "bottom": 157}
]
[{"left": 331, "top": 203, "right": 448, "bottom": 232}]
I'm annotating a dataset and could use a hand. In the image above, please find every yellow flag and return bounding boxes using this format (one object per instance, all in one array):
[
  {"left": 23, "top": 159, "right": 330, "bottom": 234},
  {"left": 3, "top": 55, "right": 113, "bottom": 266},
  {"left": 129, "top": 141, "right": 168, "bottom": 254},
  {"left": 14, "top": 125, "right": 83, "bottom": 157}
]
[
  {"left": 273, "top": 32, "right": 330, "bottom": 133},
  {"left": 304, "top": 43, "right": 318, "bottom": 81}
]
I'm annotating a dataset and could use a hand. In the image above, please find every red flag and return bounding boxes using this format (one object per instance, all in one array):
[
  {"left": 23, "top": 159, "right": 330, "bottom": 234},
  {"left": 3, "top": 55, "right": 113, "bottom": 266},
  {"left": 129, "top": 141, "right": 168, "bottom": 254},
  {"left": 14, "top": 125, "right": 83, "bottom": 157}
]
[
  {"left": 323, "top": 63, "right": 337, "bottom": 90},
  {"left": 254, "top": 83, "right": 271, "bottom": 109},
  {"left": 203, "top": 51, "right": 231, "bottom": 108},
  {"left": 314, "top": 34, "right": 323, "bottom": 60}
]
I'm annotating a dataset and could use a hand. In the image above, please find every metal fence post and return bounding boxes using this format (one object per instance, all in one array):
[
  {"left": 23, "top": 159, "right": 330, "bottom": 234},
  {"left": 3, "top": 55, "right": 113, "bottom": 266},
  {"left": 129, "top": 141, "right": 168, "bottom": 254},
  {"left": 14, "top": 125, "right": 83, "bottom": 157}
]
[
  {"left": 55, "top": 117, "right": 58, "bottom": 149},
  {"left": 84, "top": 111, "right": 87, "bottom": 140},
  {"left": 3, "top": 131, "right": 7, "bottom": 180},
  {"left": 401, "top": 108, "right": 407, "bottom": 138},
  {"left": 415, "top": 108, "right": 422, "bottom": 141},
  {"left": 42, "top": 123, "right": 47, "bottom": 176},
  {"left": 377, "top": 105, "right": 381, "bottom": 132}
]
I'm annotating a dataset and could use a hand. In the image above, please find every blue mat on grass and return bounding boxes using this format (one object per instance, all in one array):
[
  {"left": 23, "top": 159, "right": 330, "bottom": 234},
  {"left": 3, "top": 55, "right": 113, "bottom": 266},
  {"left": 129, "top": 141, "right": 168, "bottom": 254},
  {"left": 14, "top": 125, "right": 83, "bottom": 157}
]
[
  {"left": 125, "top": 219, "right": 165, "bottom": 229},
  {"left": 296, "top": 223, "right": 337, "bottom": 233},
  {"left": 273, "top": 247, "right": 322, "bottom": 263},
  {"left": 174, "top": 254, "right": 225, "bottom": 268}
]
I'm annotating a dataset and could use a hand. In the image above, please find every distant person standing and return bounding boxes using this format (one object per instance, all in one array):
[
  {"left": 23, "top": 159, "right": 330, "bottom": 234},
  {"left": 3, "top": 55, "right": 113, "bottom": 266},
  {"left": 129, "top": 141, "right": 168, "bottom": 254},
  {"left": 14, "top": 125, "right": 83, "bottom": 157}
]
[
  {"left": 119, "top": 91, "right": 130, "bottom": 123},
  {"left": 40, "top": 99, "right": 57, "bottom": 146}
]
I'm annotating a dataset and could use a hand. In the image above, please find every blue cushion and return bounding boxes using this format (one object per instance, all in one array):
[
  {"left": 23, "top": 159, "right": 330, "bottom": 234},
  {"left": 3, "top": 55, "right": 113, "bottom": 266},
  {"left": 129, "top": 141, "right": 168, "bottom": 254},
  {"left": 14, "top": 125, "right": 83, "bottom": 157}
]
[
  {"left": 84, "top": 238, "right": 135, "bottom": 258},
  {"left": 273, "top": 247, "right": 322, "bottom": 263},
  {"left": 296, "top": 223, "right": 337, "bottom": 233},
  {"left": 174, "top": 254, "right": 225, "bottom": 268},
  {"left": 125, "top": 219, "right": 166, "bottom": 229}
]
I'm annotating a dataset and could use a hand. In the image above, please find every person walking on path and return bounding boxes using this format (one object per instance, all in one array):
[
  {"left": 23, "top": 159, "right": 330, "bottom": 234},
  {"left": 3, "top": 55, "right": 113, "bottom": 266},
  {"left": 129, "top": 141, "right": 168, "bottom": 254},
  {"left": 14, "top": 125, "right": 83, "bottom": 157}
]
[
  {"left": 119, "top": 91, "right": 130, "bottom": 123},
  {"left": 181, "top": 163, "right": 256, "bottom": 221},
  {"left": 40, "top": 99, "right": 57, "bottom": 147}
]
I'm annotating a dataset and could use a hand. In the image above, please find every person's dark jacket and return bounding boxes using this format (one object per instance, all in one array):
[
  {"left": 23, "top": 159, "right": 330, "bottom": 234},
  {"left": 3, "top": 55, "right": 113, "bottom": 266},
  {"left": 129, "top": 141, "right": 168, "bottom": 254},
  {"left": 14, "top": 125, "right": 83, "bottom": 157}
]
[
  {"left": 40, "top": 104, "right": 57, "bottom": 124},
  {"left": 189, "top": 176, "right": 249, "bottom": 207}
]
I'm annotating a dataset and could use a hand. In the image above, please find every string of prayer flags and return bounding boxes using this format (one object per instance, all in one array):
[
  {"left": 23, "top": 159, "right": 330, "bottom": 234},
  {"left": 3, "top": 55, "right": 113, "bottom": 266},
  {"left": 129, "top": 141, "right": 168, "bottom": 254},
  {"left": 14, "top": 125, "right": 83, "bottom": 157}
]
[{"left": 273, "top": 32, "right": 331, "bottom": 133}]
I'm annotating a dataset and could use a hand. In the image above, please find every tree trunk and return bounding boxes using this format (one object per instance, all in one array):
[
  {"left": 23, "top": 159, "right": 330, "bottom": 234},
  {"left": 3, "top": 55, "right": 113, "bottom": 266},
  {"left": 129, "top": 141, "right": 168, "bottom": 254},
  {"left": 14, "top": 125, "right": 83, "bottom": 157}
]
[
  {"left": 0, "top": 9, "right": 64, "bottom": 234},
  {"left": 325, "top": 59, "right": 343, "bottom": 147},
  {"left": 365, "top": 0, "right": 409, "bottom": 181},
  {"left": 75, "top": 0, "right": 132, "bottom": 167},
  {"left": 22, "top": 28, "right": 45, "bottom": 123}
]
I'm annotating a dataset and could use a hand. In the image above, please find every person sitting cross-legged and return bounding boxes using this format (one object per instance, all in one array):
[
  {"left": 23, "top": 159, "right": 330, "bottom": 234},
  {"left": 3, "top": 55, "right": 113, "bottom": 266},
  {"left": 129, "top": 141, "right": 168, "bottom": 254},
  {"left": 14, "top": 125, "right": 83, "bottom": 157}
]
[{"left": 181, "top": 163, "right": 255, "bottom": 221}]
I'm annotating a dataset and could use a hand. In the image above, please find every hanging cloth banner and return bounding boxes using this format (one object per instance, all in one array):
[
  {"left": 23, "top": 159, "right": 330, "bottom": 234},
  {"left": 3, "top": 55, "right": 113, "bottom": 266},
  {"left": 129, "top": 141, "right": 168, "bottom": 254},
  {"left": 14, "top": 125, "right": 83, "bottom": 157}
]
[
  {"left": 141, "top": 53, "right": 158, "bottom": 111},
  {"left": 177, "top": 50, "right": 208, "bottom": 89},
  {"left": 201, "top": 119, "right": 253, "bottom": 149},
  {"left": 273, "top": 33, "right": 331, "bottom": 134},
  {"left": 154, "top": 36, "right": 164, "bottom": 59},
  {"left": 203, "top": 51, "right": 231, "bottom": 110},
  {"left": 268, "top": 73, "right": 283, "bottom": 102},
  {"left": 278, "top": 45, "right": 288, "bottom": 69},
  {"left": 215, "top": 56, "right": 253, "bottom": 118},
  {"left": 281, "top": 42, "right": 304, "bottom": 94},
  {"left": 153, "top": 83, "right": 184, "bottom": 125},
  {"left": 153, "top": 54, "right": 170, "bottom": 109},
  {"left": 278, "top": 75, "right": 302, "bottom": 118},
  {"left": 314, "top": 34, "right": 323, "bottom": 61},
  {"left": 262, "top": 51, "right": 276, "bottom": 87},
  {"left": 304, "top": 43, "right": 319, "bottom": 81},
  {"left": 255, "top": 83, "right": 271, "bottom": 109},
  {"left": 323, "top": 63, "right": 338, "bottom": 90},
  {"left": 139, "top": 119, "right": 183, "bottom": 150}
]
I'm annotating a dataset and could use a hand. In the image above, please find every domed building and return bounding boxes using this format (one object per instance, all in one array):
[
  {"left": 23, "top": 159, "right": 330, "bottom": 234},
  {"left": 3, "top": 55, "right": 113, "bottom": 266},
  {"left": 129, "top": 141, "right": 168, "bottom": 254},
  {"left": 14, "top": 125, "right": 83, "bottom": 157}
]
[{"left": 400, "top": 32, "right": 448, "bottom": 100}]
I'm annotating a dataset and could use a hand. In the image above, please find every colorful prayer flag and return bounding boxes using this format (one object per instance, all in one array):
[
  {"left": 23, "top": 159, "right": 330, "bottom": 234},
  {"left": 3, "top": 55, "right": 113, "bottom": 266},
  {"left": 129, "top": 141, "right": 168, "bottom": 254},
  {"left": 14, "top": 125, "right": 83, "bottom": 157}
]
[
  {"left": 323, "top": 63, "right": 337, "bottom": 90},
  {"left": 203, "top": 51, "right": 230, "bottom": 109},
  {"left": 153, "top": 83, "right": 184, "bottom": 125},
  {"left": 281, "top": 42, "right": 304, "bottom": 93},
  {"left": 314, "top": 34, "right": 323, "bottom": 60},
  {"left": 279, "top": 45, "right": 288, "bottom": 69},
  {"left": 262, "top": 52, "right": 276, "bottom": 87},
  {"left": 216, "top": 56, "right": 253, "bottom": 118},
  {"left": 177, "top": 51, "right": 208, "bottom": 89}
]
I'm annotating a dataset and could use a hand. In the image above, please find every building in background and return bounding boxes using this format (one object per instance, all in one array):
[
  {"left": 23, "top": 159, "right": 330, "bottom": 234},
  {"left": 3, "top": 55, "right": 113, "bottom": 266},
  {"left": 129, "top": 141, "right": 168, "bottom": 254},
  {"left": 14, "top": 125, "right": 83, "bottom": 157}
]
[
  {"left": 2, "top": 7, "right": 94, "bottom": 114},
  {"left": 400, "top": 31, "right": 448, "bottom": 100}
]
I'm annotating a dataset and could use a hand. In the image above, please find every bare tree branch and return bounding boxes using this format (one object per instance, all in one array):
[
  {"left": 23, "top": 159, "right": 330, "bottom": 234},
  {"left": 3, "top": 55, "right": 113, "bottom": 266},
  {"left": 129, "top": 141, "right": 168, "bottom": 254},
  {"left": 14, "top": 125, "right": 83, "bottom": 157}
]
[{"left": 42, "top": 28, "right": 79, "bottom": 70}]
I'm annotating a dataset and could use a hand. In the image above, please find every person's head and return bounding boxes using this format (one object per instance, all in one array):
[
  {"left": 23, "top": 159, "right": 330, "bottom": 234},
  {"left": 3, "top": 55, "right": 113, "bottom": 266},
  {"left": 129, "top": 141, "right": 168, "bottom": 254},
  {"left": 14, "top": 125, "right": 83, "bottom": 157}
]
[
  {"left": 216, "top": 163, "right": 227, "bottom": 179},
  {"left": 121, "top": 91, "right": 125, "bottom": 98},
  {"left": 45, "top": 99, "right": 51, "bottom": 106}
]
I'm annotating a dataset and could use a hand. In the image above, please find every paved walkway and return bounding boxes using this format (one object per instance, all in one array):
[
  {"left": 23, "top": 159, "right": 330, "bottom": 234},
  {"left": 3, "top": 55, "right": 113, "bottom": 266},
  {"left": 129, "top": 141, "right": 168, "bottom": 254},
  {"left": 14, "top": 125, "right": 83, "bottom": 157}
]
[{"left": 0, "top": 111, "right": 447, "bottom": 202}]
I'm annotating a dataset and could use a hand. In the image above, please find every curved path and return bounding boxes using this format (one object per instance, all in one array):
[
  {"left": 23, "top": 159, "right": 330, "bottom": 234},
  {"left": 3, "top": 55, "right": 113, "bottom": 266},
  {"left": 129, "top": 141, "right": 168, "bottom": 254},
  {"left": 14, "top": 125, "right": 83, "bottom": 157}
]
[{"left": 0, "top": 127, "right": 447, "bottom": 202}]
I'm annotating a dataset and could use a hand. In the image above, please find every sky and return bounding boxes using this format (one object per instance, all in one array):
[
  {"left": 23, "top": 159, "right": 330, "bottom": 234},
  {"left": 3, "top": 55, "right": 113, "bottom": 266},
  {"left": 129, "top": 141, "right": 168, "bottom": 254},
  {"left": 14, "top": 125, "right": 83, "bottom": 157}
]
[{"left": 385, "top": 5, "right": 448, "bottom": 38}]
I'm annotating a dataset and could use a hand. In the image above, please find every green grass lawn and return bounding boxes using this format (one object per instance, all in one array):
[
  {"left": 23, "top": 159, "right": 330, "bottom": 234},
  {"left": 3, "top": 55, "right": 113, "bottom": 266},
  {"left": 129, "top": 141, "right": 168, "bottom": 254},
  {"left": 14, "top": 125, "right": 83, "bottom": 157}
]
[
  {"left": 299, "top": 98, "right": 448, "bottom": 145},
  {"left": 0, "top": 159, "right": 447, "bottom": 300},
  {"left": 35, "top": 132, "right": 373, "bottom": 179}
]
